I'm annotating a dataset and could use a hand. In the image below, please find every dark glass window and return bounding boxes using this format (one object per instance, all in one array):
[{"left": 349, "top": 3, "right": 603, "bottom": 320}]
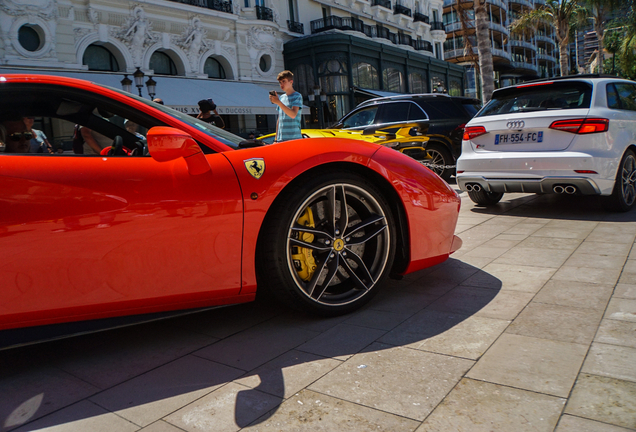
[
  {"left": 18, "top": 25, "right": 40, "bottom": 52},
  {"left": 150, "top": 52, "right": 178, "bottom": 75},
  {"left": 607, "top": 83, "right": 620, "bottom": 109},
  {"left": 83, "top": 45, "right": 120, "bottom": 72},
  {"left": 615, "top": 83, "right": 636, "bottom": 111},
  {"left": 409, "top": 72, "right": 426, "bottom": 93},
  {"left": 353, "top": 62, "right": 379, "bottom": 90},
  {"left": 382, "top": 68, "right": 405, "bottom": 93},
  {"left": 376, "top": 102, "right": 411, "bottom": 123},
  {"left": 204, "top": 57, "right": 226, "bottom": 79},
  {"left": 341, "top": 107, "right": 378, "bottom": 128},
  {"left": 418, "top": 99, "right": 461, "bottom": 120},
  {"left": 478, "top": 82, "right": 592, "bottom": 117}
]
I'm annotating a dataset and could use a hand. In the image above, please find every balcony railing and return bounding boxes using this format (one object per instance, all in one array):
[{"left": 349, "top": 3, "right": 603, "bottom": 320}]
[
  {"left": 398, "top": 32, "right": 413, "bottom": 45},
  {"left": 535, "top": 35, "right": 556, "bottom": 45},
  {"left": 287, "top": 20, "right": 304, "bottom": 34},
  {"left": 536, "top": 53, "right": 557, "bottom": 62},
  {"left": 430, "top": 21, "right": 445, "bottom": 31},
  {"left": 414, "top": 39, "right": 433, "bottom": 52},
  {"left": 372, "top": 0, "right": 392, "bottom": 8},
  {"left": 309, "top": 15, "right": 436, "bottom": 52},
  {"left": 413, "top": 12, "right": 429, "bottom": 23},
  {"left": 443, "top": 0, "right": 507, "bottom": 9},
  {"left": 510, "top": 60, "right": 538, "bottom": 72},
  {"left": 509, "top": 0, "right": 533, "bottom": 8},
  {"left": 394, "top": 4, "right": 412, "bottom": 16},
  {"left": 256, "top": 5, "right": 274, "bottom": 21},
  {"left": 169, "top": 0, "right": 233, "bottom": 13},
  {"left": 510, "top": 39, "right": 535, "bottom": 50}
]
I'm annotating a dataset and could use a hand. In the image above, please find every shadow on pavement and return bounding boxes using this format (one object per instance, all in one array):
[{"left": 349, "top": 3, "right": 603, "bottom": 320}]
[{"left": 0, "top": 259, "right": 501, "bottom": 431}]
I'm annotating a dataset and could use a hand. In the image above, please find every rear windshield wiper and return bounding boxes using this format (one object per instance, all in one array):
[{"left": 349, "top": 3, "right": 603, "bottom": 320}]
[{"left": 515, "top": 107, "right": 547, "bottom": 112}]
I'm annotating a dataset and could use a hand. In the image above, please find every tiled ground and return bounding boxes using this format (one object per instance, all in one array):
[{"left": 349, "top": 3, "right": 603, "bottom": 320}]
[{"left": 1, "top": 190, "right": 635, "bottom": 432}]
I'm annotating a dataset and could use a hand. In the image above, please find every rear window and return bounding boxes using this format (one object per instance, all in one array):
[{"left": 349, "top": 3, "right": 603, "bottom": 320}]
[
  {"left": 461, "top": 101, "right": 481, "bottom": 117},
  {"left": 477, "top": 82, "right": 593, "bottom": 117},
  {"left": 417, "top": 99, "right": 463, "bottom": 120}
]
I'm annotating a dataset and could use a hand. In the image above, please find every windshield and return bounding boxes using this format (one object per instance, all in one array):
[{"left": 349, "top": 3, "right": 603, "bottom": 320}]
[
  {"left": 478, "top": 82, "right": 593, "bottom": 117},
  {"left": 103, "top": 84, "right": 244, "bottom": 149}
]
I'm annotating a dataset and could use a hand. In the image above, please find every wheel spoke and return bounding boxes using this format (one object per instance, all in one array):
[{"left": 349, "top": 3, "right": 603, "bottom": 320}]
[
  {"left": 326, "top": 186, "right": 337, "bottom": 234},
  {"left": 289, "top": 237, "right": 332, "bottom": 252},
  {"left": 345, "top": 214, "right": 386, "bottom": 237},
  {"left": 291, "top": 225, "right": 334, "bottom": 241},
  {"left": 304, "top": 252, "right": 332, "bottom": 297},
  {"left": 312, "top": 254, "right": 340, "bottom": 300},
  {"left": 346, "top": 223, "right": 388, "bottom": 246},
  {"left": 336, "top": 185, "right": 349, "bottom": 235},
  {"left": 340, "top": 250, "right": 374, "bottom": 290}
]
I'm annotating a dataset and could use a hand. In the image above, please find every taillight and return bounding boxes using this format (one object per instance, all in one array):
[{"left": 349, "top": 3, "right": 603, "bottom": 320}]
[
  {"left": 549, "top": 118, "right": 609, "bottom": 134},
  {"left": 463, "top": 126, "right": 487, "bottom": 140}
]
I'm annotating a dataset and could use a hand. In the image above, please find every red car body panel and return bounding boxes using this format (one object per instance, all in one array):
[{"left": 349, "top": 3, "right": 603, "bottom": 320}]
[{"left": 0, "top": 74, "right": 461, "bottom": 331}]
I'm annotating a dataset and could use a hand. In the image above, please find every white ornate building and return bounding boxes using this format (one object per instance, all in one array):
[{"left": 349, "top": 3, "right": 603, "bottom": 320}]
[{"left": 1, "top": 0, "right": 457, "bottom": 134}]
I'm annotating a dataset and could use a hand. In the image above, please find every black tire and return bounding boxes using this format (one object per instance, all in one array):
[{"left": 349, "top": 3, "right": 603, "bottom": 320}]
[
  {"left": 417, "top": 143, "right": 454, "bottom": 182},
  {"left": 606, "top": 149, "right": 636, "bottom": 212},
  {"left": 257, "top": 171, "right": 396, "bottom": 316},
  {"left": 467, "top": 189, "right": 504, "bottom": 206}
]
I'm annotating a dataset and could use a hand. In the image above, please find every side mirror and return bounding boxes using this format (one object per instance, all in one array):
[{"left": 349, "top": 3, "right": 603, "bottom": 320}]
[{"left": 147, "top": 126, "right": 211, "bottom": 175}]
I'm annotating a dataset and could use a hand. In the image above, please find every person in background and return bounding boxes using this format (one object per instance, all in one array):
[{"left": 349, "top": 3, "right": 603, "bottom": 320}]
[
  {"left": 125, "top": 119, "right": 145, "bottom": 139},
  {"left": 23, "top": 116, "right": 59, "bottom": 154},
  {"left": 1, "top": 118, "right": 32, "bottom": 153},
  {"left": 269, "top": 70, "right": 302, "bottom": 142},
  {"left": 248, "top": 131, "right": 255, "bottom": 139},
  {"left": 153, "top": 98, "right": 164, "bottom": 105},
  {"left": 197, "top": 99, "right": 225, "bottom": 128}
]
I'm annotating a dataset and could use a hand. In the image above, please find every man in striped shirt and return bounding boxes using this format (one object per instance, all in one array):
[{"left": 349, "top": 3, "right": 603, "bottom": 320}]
[{"left": 269, "top": 70, "right": 303, "bottom": 142}]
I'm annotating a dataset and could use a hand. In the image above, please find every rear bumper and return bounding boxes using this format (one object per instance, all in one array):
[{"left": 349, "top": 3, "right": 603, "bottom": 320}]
[{"left": 457, "top": 175, "right": 602, "bottom": 195}]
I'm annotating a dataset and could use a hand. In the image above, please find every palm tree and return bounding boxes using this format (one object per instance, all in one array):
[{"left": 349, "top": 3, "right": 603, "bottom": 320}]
[
  {"left": 510, "top": 0, "right": 585, "bottom": 76},
  {"left": 474, "top": 0, "right": 495, "bottom": 101},
  {"left": 583, "top": 0, "right": 618, "bottom": 74},
  {"left": 618, "top": 0, "right": 636, "bottom": 78}
]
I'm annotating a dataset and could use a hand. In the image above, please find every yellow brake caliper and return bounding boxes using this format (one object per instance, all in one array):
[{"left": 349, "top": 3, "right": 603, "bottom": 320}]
[{"left": 292, "top": 207, "right": 318, "bottom": 281}]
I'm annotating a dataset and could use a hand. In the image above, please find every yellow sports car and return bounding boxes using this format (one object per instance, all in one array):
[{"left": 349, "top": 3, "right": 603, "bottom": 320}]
[{"left": 257, "top": 122, "right": 430, "bottom": 162}]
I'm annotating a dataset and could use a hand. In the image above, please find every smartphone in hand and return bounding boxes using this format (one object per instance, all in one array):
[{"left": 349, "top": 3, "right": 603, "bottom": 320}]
[{"left": 269, "top": 90, "right": 277, "bottom": 96}]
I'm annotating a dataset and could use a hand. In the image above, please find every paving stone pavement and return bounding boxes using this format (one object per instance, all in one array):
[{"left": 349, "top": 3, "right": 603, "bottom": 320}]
[{"left": 1, "top": 190, "right": 635, "bottom": 432}]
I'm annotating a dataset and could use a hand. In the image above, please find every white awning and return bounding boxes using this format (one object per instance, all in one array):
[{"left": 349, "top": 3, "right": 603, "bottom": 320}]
[{"left": 0, "top": 68, "right": 278, "bottom": 115}]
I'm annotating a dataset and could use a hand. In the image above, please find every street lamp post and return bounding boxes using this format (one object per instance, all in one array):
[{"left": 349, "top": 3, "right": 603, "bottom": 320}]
[
  {"left": 133, "top": 67, "right": 145, "bottom": 97},
  {"left": 120, "top": 75, "right": 132, "bottom": 93},
  {"left": 145, "top": 76, "right": 157, "bottom": 100},
  {"left": 308, "top": 85, "right": 327, "bottom": 129}
]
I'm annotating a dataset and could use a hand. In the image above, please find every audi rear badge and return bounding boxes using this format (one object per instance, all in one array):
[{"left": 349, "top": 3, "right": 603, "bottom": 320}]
[{"left": 507, "top": 120, "right": 525, "bottom": 130}]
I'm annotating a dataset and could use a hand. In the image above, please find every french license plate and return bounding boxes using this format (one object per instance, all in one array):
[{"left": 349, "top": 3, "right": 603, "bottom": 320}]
[{"left": 495, "top": 131, "right": 543, "bottom": 144}]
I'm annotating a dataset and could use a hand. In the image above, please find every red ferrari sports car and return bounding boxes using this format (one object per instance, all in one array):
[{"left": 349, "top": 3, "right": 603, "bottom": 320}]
[{"left": 0, "top": 74, "right": 461, "bottom": 336}]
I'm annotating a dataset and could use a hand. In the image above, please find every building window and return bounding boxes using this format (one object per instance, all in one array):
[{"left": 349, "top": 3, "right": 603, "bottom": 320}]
[
  {"left": 318, "top": 59, "right": 348, "bottom": 93},
  {"left": 435, "top": 42, "right": 442, "bottom": 60},
  {"left": 204, "top": 57, "right": 226, "bottom": 79},
  {"left": 408, "top": 72, "right": 426, "bottom": 93},
  {"left": 83, "top": 45, "right": 120, "bottom": 72},
  {"left": 150, "top": 51, "right": 178, "bottom": 75},
  {"left": 259, "top": 55, "right": 272, "bottom": 72},
  {"left": 353, "top": 62, "right": 379, "bottom": 90},
  {"left": 18, "top": 25, "right": 42, "bottom": 52},
  {"left": 382, "top": 68, "right": 405, "bottom": 93},
  {"left": 293, "top": 64, "right": 315, "bottom": 98}
]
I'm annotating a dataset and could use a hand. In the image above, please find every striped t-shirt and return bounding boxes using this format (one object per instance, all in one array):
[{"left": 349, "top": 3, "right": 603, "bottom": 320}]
[{"left": 276, "top": 91, "right": 303, "bottom": 142}]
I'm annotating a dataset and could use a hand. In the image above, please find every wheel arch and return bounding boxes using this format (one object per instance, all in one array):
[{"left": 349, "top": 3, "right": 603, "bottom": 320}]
[{"left": 255, "top": 161, "right": 411, "bottom": 278}]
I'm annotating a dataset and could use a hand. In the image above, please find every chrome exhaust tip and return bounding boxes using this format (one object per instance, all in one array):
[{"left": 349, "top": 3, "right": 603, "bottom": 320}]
[
  {"left": 553, "top": 186, "right": 564, "bottom": 194},
  {"left": 565, "top": 186, "right": 576, "bottom": 194},
  {"left": 472, "top": 184, "right": 482, "bottom": 192},
  {"left": 465, "top": 184, "right": 473, "bottom": 192}
]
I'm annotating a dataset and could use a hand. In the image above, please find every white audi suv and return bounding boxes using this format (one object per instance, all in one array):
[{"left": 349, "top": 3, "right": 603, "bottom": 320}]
[{"left": 456, "top": 76, "right": 636, "bottom": 211}]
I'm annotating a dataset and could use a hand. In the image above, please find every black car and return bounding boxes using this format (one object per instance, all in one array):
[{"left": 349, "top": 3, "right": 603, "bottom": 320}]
[{"left": 332, "top": 94, "right": 482, "bottom": 180}]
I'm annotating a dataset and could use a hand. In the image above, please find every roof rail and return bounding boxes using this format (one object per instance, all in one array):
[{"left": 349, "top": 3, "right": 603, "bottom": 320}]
[{"left": 520, "top": 74, "right": 624, "bottom": 84}]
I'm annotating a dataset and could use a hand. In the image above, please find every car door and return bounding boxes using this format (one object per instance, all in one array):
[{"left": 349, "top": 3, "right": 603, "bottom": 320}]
[{"left": 0, "top": 84, "right": 244, "bottom": 328}]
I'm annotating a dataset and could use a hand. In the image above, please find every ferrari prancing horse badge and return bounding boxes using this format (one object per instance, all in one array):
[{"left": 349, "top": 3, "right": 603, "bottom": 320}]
[{"left": 244, "top": 158, "right": 265, "bottom": 179}]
